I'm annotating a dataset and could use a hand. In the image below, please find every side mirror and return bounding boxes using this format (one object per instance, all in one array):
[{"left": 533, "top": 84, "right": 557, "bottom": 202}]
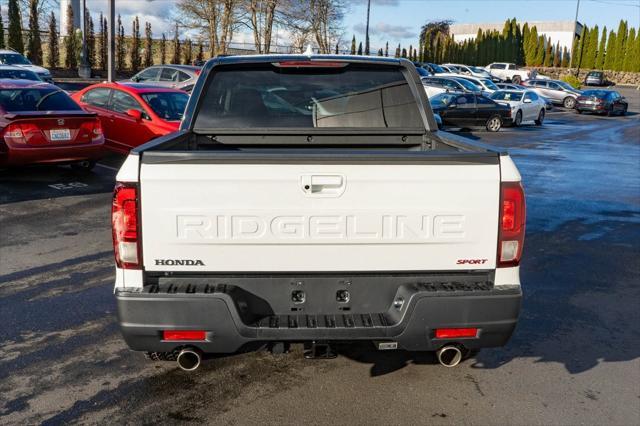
[
  {"left": 523, "top": 98, "right": 532, "bottom": 104},
  {"left": 126, "top": 109, "right": 143, "bottom": 121},
  {"left": 131, "top": 75, "right": 140, "bottom": 82}
]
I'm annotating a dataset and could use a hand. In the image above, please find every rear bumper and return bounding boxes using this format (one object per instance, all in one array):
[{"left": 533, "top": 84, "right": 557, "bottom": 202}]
[
  {"left": 0, "top": 142, "right": 105, "bottom": 166},
  {"left": 116, "top": 277, "right": 521, "bottom": 354},
  {"left": 576, "top": 104, "right": 606, "bottom": 113}
]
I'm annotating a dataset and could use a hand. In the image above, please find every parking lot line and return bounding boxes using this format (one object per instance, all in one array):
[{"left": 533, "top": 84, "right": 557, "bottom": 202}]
[{"left": 95, "top": 163, "right": 119, "bottom": 172}]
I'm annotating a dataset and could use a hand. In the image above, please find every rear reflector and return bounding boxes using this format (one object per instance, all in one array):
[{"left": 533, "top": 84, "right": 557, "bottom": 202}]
[
  {"left": 498, "top": 182, "right": 526, "bottom": 267},
  {"left": 112, "top": 183, "right": 141, "bottom": 269},
  {"left": 163, "top": 330, "right": 207, "bottom": 341},
  {"left": 435, "top": 328, "right": 479, "bottom": 339}
]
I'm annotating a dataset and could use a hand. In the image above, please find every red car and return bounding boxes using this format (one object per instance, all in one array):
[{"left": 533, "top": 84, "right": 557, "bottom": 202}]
[
  {"left": 71, "top": 82, "right": 188, "bottom": 154},
  {"left": 0, "top": 80, "right": 104, "bottom": 170}
]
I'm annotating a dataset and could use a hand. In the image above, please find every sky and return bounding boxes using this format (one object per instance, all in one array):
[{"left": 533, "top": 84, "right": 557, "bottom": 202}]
[{"left": 3, "top": 0, "right": 639, "bottom": 50}]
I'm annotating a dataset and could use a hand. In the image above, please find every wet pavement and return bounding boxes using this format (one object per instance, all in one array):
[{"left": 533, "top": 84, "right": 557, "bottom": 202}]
[{"left": 1, "top": 88, "right": 639, "bottom": 425}]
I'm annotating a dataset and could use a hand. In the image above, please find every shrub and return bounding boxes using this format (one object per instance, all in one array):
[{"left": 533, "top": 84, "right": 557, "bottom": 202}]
[{"left": 560, "top": 74, "right": 582, "bottom": 89}]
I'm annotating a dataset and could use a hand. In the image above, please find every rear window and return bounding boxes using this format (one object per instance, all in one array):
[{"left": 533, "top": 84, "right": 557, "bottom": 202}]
[
  {"left": 0, "top": 88, "right": 81, "bottom": 112},
  {"left": 0, "top": 69, "right": 40, "bottom": 81},
  {"left": 491, "top": 91, "right": 523, "bottom": 101},
  {"left": 193, "top": 63, "right": 424, "bottom": 130},
  {"left": 142, "top": 92, "right": 189, "bottom": 121}
]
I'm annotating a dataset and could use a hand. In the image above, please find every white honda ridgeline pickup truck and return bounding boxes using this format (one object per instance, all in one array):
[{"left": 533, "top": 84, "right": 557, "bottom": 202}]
[{"left": 113, "top": 55, "right": 525, "bottom": 371}]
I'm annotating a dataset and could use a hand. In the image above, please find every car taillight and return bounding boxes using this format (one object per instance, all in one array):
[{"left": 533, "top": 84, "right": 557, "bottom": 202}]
[
  {"left": 3, "top": 123, "right": 43, "bottom": 144},
  {"left": 163, "top": 330, "right": 206, "bottom": 341},
  {"left": 498, "top": 181, "right": 526, "bottom": 267},
  {"left": 194, "top": 69, "right": 201, "bottom": 75},
  {"left": 273, "top": 61, "right": 348, "bottom": 68},
  {"left": 79, "top": 119, "right": 103, "bottom": 141},
  {"left": 112, "top": 183, "right": 141, "bottom": 269}
]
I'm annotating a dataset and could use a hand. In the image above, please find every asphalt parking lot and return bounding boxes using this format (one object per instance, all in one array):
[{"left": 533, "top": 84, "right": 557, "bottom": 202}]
[{"left": 1, "top": 87, "right": 639, "bottom": 425}]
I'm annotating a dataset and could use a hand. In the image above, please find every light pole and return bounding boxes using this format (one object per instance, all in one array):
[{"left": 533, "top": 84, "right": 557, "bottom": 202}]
[{"left": 107, "top": 0, "right": 115, "bottom": 82}]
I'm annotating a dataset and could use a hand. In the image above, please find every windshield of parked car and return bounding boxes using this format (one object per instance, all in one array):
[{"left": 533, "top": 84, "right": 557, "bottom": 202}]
[
  {"left": 429, "top": 93, "right": 458, "bottom": 108},
  {"left": 450, "top": 78, "right": 481, "bottom": 92},
  {"left": 480, "top": 79, "right": 499, "bottom": 90},
  {"left": 582, "top": 90, "right": 610, "bottom": 98},
  {"left": 194, "top": 63, "right": 424, "bottom": 130},
  {"left": 0, "top": 54, "right": 32, "bottom": 66},
  {"left": 470, "top": 66, "right": 490, "bottom": 75},
  {"left": 0, "top": 87, "right": 81, "bottom": 111},
  {"left": 427, "top": 63, "right": 445, "bottom": 73},
  {"left": 587, "top": 72, "right": 602, "bottom": 77},
  {"left": 0, "top": 69, "right": 40, "bottom": 80},
  {"left": 491, "top": 91, "right": 523, "bottom": 101},
  {"left": 142, "top": 91, "right": 189, "bottom": 121}
]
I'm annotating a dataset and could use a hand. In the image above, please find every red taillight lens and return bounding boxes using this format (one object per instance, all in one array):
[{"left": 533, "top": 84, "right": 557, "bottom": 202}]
[
  {"left": 112, "top": 183, "right": 141, "bottom": 269},
  {"left": 79, "top": 119, "right": 103, "bottom": 142},
  {"left": 498, "top": 182, "right": 526, "bottom": 267},
  {"left": 3, "top": 123, "right": 43, "bottom": 144},
  {"left": 195, "top": 69, "right": 201, "bottom": 75},
  {"left": 435, "top": 328, "right": 479, "bottom": 339},
  {"left": 163, "top": 330, "right": 207, "bottom": 341}
]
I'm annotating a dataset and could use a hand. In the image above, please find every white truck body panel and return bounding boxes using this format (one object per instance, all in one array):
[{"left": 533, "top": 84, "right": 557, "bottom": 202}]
[{"left": 139, "top": 163, "right": 501, "bottom": 272}]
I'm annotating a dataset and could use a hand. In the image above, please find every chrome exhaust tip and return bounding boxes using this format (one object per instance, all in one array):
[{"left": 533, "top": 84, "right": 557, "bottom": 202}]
[
  {"left": 436, "top": 345, "right": 463, "bottom": 368},
  {"left": 176, "top": 348, "right": 202, "bottom": 371}
]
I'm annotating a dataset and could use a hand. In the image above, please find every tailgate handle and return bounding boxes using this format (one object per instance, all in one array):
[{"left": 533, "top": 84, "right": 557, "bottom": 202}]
[{"left": 301, "top": 174, "right": 346, "bottom": 197}]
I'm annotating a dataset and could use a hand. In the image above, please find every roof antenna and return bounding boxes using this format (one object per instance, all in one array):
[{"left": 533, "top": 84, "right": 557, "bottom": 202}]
[{"left": 304, "top": 45, "right": 313, "bottom": 56}]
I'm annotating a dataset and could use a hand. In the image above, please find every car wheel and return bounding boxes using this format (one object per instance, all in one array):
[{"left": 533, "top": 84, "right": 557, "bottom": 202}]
[
  {"left": 486, "top": 115, "right": 502, "bottom": 132},
  {"left": 512, "top": 75, "right": 522, "bottom": 84},
  {"left": 563, "top": 97, "right": 576, "bottom": 109},
  {"left": 535, "top": 109, "right": 545, "bottom": 126},
  {"left": 70, "top": 160, "right": 96, "bottom": 173},
  {"left": 514, "top": 110, "right": 522, "bottom": 127}
]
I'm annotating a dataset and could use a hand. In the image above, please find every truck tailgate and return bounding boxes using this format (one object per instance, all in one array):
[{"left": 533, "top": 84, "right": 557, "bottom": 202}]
[{"left": 139, "top": 154, "right": 500, "bottom": 272}]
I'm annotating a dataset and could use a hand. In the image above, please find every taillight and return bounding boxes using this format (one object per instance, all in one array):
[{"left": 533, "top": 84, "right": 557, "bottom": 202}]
[
  {"left": 498, "top": 181, "right": 526, "bottom": 267},
  {"left": 435, "top": 328, "right": 479, "bottom": 339},
  {"left": 163, "top": 330, "right": 206, "bottom": 341},
  {"left": 112, "top": 183, "right": 141, "bottom": 269},
  {"left": 3, "top": 123, "right": 43, "bottom": 144},
  {"left": 273, "top": 61, "right": 348, "bottom": 68},
  {"left": 79, "top": 119, "right": 103, "bottom": 142},
  {"left": 194, "top": 69, "right": 201, "bottom": 76}
]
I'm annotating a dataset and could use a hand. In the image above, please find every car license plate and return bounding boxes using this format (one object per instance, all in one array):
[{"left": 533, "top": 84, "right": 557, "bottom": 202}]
[
  {"left": 50, "top": 129, "right": 71, "bottom": 141},
  {"left": 584, "top": 100, "right": 594, "bottom": 105}
]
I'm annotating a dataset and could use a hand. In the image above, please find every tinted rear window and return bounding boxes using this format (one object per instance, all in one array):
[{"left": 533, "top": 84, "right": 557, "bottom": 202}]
[
  {"left": 0, "top": 88, "right": 81, "bottom": 112},
  {"left": 193, "top": 63, "right": 423, "bottom": 130}
]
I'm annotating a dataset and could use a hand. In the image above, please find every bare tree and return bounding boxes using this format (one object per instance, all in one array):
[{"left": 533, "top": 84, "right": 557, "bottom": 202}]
[
  {"left": 242, "top": 0, "right": 278, "bottom": 53},
  {"left": 176, "top": 0, "right": 239, "bottom": 56},
  {"left": 278, "top": 0, "right": 344, "bottom": 54}
]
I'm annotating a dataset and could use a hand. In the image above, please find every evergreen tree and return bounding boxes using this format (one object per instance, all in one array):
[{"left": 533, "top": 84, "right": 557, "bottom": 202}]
[
  {"left": 335, "top": 42, "right": 339, "bottom": 54},
  {"left": 522, "top": 23, "right": 530, "bottom": 64},
  {"left": 595, "top": 26, "right": 607, "bottom": 70},
  {"left": 623, "top": 28, "right": 636, "bottom": 71},
  {"left": 561, "top": 46, "right": 569, "bottom": 67},
  {"left": 534, "top": 35, "right": 545, "bottom": 66},
  {"left": 408, "top": 45, "right": 413, "bottom": 61},
  {"left": 64, "top": 3, "right": 77, "bottom": 68},
  {"left": 385, "top": 41, "right": 388, "bottom": 57},
  {"left": 86, "top": 12, "right": 95, "bottom": 68},
  {"left": 573, "top": 26, "right": 587, "bottom": 69},
  {"left": 160, "top": 34, "right": 167, "bottom": 64},
  {"left": 604, "top": 30, "right": 616, "bottom": 70},
  {"left": 543, "top": 37, "right": 553, "bottom": 67},
  {"left": 184, "top": 38, "right": 192, "bottom": 64},
  {"left": 116, "top": 14, "right": 125, "bottom": 70},
  {"left": 7, "top": 0, "right": 23, "bottom": 53},
  {"left": 514, "top": 19, "right": 524, "bottom": 64},
  {"left": 395, "top": 43, "right": 400, "bottom": 58},
  {"left": 100, "top": 14, "right": 107, "bottom": 70},
  {"left": 527, "top": 26, "right": 539, "bottom": 66},
  {"left": 418, "top": 44, "right": 423, "bottom": 62},
  {"left": 144, "top": 22, "right": 153, "bottom": 68},
  {"left": 130, "top": 17, "right": 141, "bottom": 72},
  {"left": 377, "top": 48, "right": 383, "bottom": 56},
  {"left": 553, "top": 42, "right": 561, "bottom": 67},
  {"left": 47, "top": 12, "right": 59, "bottom": 68},
  {"left": 634, "top": 31, "right": 640, "bottom": 72},
  {"left": 350, "top": 35, "right": 356, "bottom": 54},
  {"left": 0, "top": 6, "right": 4, "bottom": 49},
  {"left": 401, "top": 47, "right": 407, "bottom": 58},
  {"left": 171, "top": 23, "right": 181, "bottom": 64},
  {"left": 613, "top": 20, "right": 627, "bottom": 71},
  {"left": 26, "top": 0, "right": 42, "bottom": 64},
  {"left": 584, "top": 26, "right": 599, "bottom": 69},
  {"left": 357, "top": 41, "right": 363, "bottom": 55}
]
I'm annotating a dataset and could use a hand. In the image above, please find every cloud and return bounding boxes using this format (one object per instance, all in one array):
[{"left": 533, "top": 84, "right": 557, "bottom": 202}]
[{"left": 354, "top": 22, "right": 416, "bottom": 40}]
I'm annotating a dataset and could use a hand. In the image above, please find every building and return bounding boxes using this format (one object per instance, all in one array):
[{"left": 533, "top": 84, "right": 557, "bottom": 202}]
[
  {"left": 450, "top": 21, "right": 584, "bottom": 51},
  {"left": 60, "top": 0, "right": 81, "bottom": 37}
]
